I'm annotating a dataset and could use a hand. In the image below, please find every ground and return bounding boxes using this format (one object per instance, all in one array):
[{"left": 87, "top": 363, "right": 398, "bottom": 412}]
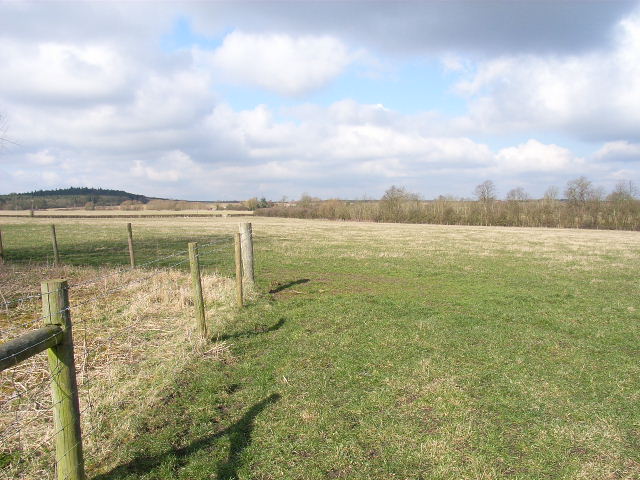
[{"left": 1, "top": 216, "right": 639, "bottom": 479}]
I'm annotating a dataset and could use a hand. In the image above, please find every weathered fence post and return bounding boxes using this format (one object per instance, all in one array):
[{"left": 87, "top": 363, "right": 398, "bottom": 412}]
[
  {"left": 188, "top": 242, "right": 208, "bottom": 339},
  {"left": 239, "top": 222, "right": 254, "bottom": 288},
  {"left": 0, "top": 229, "right": 4, "bottom": 264},
  {"left": 127, "top": 223, "right": 135, "bottom": 268},
  {"left": 41, "top": 279, "right": 85, "bottom": 480},
  {"left": 50, "top": 224, "right": 60, "bottom": 266},
  {"left": 234, "top": 232, "right": 243, "bottom": 308}
]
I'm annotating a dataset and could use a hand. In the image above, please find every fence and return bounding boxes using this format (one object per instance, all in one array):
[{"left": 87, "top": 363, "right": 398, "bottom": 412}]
[{"left": 0, "top": 222, "right": 256, "bottom": 480}]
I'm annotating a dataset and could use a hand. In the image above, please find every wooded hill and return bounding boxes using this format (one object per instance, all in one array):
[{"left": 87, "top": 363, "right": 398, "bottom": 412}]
[{"left": 0, "top": 188, "right": 149, "bottom": 210}]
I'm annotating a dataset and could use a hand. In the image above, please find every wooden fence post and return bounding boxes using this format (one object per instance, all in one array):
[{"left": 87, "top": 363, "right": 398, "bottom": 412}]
[
  {"left": 0, "top": 229, "right": 4, "bottom": 264},
  {"left": 188, "top": 242, "right": 208, "bottom": 339},
  {"left": 234, "top": 233, "right": 243, "bottom": 308},
  {"left": 239, "top": 222, "right": 255, "bottom": 288},
  {"left": 41, "top": 279, "right": 85, "bottom": 480},
  {"left": 127, "top": 223, "right": 135, "bottom": 268},
  {"left": 50, "top": 225, "right": 60, "bottom": 266}
]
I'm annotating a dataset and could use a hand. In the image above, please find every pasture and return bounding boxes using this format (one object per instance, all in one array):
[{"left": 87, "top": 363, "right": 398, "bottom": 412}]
[
  {"left": 0, "top": 209, "right": 252, "bottom": 217},
  {"left": 1, "top": 216, "right": 639, "bottom": 479}
]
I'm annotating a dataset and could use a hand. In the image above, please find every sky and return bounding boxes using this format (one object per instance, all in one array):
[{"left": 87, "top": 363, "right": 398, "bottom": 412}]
[{"left": 1, "top": 0, "right": 640, "bottom": 201}]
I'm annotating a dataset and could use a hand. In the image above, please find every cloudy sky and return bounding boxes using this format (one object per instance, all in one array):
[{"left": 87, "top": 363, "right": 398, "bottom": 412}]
[{"left": 1, "top": 1, "right": 639, "bottom": 201}]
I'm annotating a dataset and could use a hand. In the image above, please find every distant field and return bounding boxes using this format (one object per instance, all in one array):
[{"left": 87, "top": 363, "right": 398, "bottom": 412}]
[
  {"left": 0, "top": 209, "right": 253, "bottom": 217},
  {"left": 1, "top": 217, "right": 639, "bottom": 479}
]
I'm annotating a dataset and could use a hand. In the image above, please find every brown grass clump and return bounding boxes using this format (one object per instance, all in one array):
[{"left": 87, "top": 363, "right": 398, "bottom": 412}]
[{"left": 0, "top": 264, "right": 236, "bottom": 479}]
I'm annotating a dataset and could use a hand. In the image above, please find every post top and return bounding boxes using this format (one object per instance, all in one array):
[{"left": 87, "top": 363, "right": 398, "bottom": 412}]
[{"left": 41, "top": 279, "right": 68, "bottom": 289}]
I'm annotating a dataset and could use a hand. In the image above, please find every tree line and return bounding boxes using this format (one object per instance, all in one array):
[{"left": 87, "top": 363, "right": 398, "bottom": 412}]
[
  {"left": 0, "top": 187, "right": 148, "bottom": 210},
  {"left": 255, "top": 177, "right": 640, "bottom": 231}
]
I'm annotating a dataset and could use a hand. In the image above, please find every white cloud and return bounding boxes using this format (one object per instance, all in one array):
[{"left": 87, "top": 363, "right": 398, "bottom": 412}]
[
  {"left": 26, "top": 150, "right": 57, "bottom": 166},
  {"left": 593, "top": 141, "right": 640, "bottom": 162},
  {"left": 496, "top": 140, "right": 580, "bottom": 172},
  {"left": 131, "top": 150, "right": 198, "bottom": 183},
  {"left": 207, "top": 31, "right": 353, "bottom": 95},
  {"left": 42, "top": 171, "right": 62, "bottom": 186},
  {"left": 0, "top": 41, "right": 132, "bottom": 104},
  {"left": 1, "top": 2, "right": 639, "bottom": 200},
  {"left": 454, "top": 10, "right": 640, "bottom": 141}
]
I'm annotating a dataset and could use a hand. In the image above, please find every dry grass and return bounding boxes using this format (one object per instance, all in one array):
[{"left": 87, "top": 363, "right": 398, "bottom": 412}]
[
  {"left": 0, "top": 210, "right": 253, "bottom": 217},
  {"left": 0, "top": 263, "right": 237, "bottom": 480}
]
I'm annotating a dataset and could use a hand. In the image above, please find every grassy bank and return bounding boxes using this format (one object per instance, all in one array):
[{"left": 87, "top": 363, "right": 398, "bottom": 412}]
[{"left": 1, "top": 217, "right": 639, "bottom": 479}]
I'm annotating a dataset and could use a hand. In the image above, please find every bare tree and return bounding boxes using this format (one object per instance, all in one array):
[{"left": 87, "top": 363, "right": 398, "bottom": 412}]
[
  {"left": 0, "top": 113, "right": 7, "bottom": 146},
  {"left": 543, "top": 186, "right": 559, "bottom": 203},
  {"left": 379, "top": 185, "right": 421, "bottom": 221},
  {"left": 608, "top": 180, "right": 638, "bottom": 203},
  {"left": 380, "top": 185, "right": 421, "bottom": 206},
  {"left": 298, "top": 193, "right": 315, "bottom": 208},
  {"left": 0, "top": 113, "right": 18, "bottom": 150},
  {"left": 474, "top": 180, "right": 497, "bottom": 203},
  {"left": 565, "top": 176, "right": 598, "bottom": 206},
  {"left": 505, "top": 187, "right": 529, "bottom": 202}
]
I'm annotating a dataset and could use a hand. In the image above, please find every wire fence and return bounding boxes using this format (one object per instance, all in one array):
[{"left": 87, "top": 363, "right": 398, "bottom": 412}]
[{"left": 0, "top": 222, "right": 252, "bottom": 480}]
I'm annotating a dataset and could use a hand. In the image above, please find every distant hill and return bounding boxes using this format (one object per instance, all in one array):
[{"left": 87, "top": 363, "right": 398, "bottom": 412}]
[{"left": 0, "top": 187, "right": 150, "bottom": 210}]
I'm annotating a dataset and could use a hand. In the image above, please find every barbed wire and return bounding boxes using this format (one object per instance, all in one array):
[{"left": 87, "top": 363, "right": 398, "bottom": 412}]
[
  {"left": 0, "top": 292, "right": 44, "bottom": 309},
  {"left": 1, "top": 359, "right": 63, "bottom": 480},
  {"left": 68, "top": 247, "right": 191, "bottom": 290},
  {"left": 198, "top": 238, "right": 233, "bottom": 249},
  {"left": 1, "top": 259, "right": 198, "bottom": 339},
  {"left": 67, "top": 258, "right": 189, "bottom": 313},
  {"left": 1, "top": 229, "right": 241, "bottom": 479},
  {"left": 0, "top": 236, "right": 230, "bottom": 330}
]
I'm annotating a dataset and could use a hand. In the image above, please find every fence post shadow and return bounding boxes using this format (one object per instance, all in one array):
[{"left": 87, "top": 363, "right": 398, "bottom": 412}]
[
  {"left": 216, "top": 318, "right": 286, "bottom": 342},
  {"left": 268, "top": 278, "right": 310, "bottom": 294},
  {"left": 92, "top": 393, "right": 280, "bottom": 480},
  {"left": 217, "top": 393, "right": 281, "bottom": 480}
]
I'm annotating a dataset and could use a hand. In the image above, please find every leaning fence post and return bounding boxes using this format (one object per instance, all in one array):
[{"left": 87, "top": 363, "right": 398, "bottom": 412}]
[
  {"left": 234, "top": 233, "right": 243, "bottom": 308},
  {"left": 50, "top": 224, "right": 60, "bottom": 266},
  {"left": 188, "top": 242, "right": 208, "bottom": 339},
  {"left": 0, "top": 229, "right": 4, "bottom": 264},
  {"left": 41, "top": 279, "right": 85, "bottom": 480},
  {"left": 127, "top": 223, "right": 135, "bottom": 268},
  {"left": 239, "top": 222, "right": 255, "bottom": 289}
]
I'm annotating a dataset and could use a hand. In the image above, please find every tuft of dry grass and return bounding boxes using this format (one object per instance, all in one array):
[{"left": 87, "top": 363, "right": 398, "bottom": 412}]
[{"left": 0, "top": 263, "right": 236, "bottom": 479}]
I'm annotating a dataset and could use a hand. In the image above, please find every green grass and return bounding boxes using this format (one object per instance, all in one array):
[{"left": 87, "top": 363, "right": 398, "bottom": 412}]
[
  {"left": 1, "top": 218, "right": 639, "bottom": 479},
  {"left": 0, "top": 219, "right": 235, "bottom": 278}
]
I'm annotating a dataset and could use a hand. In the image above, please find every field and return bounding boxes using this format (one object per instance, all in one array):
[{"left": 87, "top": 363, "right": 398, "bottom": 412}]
[
  {"left": 0, "top": 209, "right": 253, "bottom": 217},
  {"left": 1, "top": 216, "right": 639, "bottom": 479}
]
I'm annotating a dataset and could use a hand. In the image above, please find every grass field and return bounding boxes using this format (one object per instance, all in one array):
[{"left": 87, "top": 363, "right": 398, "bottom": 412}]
[
  {"left": 0, "top": 209, "right": 253, "bottom": 217},
  {"left": 1, "top": 217, "right": 639, "bottom": 479}
]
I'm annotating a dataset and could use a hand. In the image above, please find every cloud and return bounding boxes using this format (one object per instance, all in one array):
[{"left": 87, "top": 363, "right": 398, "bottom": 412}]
[
  {"left": 2, "top": 58, "right": 213, "bottom": 154},
  {"left": 496, "top": 140, "right": 581, "bottom": 172},
  {"left": 593, "top": 141, "right": 640, "bottom": 162},
  {"left": 187, "top": 1, "right": 636, "bottom": 55},
  {"left": 1, "top": 1, "right": 639, "bottom": 201},
  {"left": 131, "top": 150, "right": 198, "bottom": 183},
  {"left": 26, "top": 150, "right": 57, "bottom": 166},
  {"left": 0, "top": 2, "right": 173, "bottom": 46},
  {"left": 453, "top": 9, "right": 640, "bottom": 142},
  {"left": 0, "top": 41, "right": 132, "bottom": 105},
  {"left": 207, "top": 31, "right": 353, "bottom": 95}
]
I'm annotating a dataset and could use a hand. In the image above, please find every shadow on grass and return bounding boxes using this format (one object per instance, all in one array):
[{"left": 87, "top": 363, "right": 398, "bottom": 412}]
[
  {"left": 93, "top": 393, "right": 280, "bottom": 480},
  {"left": 216, "top": 318, "right": 286, "bottom": 342},
  {"left": 268, "top": 278, "right": 310, "bottom": 294}
]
